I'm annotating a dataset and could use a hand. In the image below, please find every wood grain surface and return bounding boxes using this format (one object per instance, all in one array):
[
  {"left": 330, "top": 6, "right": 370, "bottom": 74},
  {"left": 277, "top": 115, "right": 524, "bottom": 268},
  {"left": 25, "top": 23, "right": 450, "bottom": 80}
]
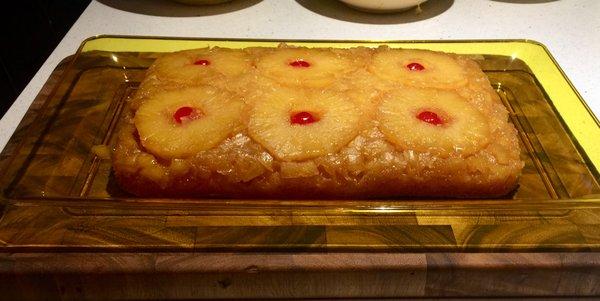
[
  {"left": 0, "top": 252, "right": 598, "bottom": 300},
  {"left": 1, "top": 50, "right": 600, "bottom": 299}
]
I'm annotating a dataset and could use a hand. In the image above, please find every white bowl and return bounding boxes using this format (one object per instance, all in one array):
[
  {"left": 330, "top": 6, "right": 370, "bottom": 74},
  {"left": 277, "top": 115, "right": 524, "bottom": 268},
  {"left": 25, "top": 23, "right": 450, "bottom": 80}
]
[{"left": 339, "top": 0, "right": 428, "bottom": 13}]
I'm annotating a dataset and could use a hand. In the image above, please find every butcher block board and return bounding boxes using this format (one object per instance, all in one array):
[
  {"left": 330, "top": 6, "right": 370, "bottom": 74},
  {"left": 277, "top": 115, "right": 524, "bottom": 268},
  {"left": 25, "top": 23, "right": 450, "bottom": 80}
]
[{"left": 0, "top": 36, "right": 599, "bottom": 299}]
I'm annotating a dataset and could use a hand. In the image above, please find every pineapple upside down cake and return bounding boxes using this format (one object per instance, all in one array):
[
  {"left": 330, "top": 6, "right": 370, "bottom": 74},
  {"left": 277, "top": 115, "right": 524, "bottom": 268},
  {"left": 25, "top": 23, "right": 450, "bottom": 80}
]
[{"left": 112, "top": 45, "right": 524, "bottom": 198}]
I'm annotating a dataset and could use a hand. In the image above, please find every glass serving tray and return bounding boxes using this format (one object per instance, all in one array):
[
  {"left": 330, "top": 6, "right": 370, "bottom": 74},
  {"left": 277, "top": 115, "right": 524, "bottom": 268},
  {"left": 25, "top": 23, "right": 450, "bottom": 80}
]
[{"left": 0, "top": 36, "right": 599, "bottom": 252}]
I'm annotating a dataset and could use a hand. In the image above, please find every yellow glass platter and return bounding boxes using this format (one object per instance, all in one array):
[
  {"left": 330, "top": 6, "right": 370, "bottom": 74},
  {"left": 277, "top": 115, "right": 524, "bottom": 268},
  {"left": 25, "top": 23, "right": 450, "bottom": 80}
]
[{"left": 0, "top": 36, "right": 599, "bottom": 252}]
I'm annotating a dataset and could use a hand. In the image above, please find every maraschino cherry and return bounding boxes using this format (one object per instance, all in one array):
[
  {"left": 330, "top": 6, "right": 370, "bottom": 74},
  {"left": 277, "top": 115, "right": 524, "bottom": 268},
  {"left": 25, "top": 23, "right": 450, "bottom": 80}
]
[
  {"left": 291, "top": 111, "right": 317, "bottom": 125},
  {"left": 417, "top": 111, "right": 444, "bottom": 125},
  {"left": 194, "top": 59, "right": 210, "bottom": 66},
  {"left": 290, "top": 60, "right": 311, "bottom": 68},
  {"left": 406, "top": 62, "right": 425, "bottom": 71},
  {"left": 173, "top": 107, "right": 197, "bottom": 124}
]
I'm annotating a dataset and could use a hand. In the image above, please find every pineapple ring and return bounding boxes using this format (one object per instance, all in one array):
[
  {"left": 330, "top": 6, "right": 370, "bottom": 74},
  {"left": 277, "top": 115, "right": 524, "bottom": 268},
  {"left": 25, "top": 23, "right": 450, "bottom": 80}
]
[
  {"left": 248, "top": 88, "right": 362, "bottom": 161},
  {"left": 378, "top": 88, "right": 491, "bottom": 158},
  {"left": 134, "top": 86, "right": 243, "bottom": 159},
  {"left": 369, "top": 48, "right": 468, "bottom": 89},
  {"left": 255, "top": 48, "right": 356, "bottom": 87},
  {"left": 152, "top": 48, "right": 251, "bottom": 84}
]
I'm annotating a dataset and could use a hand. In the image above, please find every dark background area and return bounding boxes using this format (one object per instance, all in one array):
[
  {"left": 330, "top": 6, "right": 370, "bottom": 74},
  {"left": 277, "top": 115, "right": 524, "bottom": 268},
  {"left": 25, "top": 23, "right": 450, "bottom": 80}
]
[{"left": 0, "top": 0, "right": 91, "bottom": 117}]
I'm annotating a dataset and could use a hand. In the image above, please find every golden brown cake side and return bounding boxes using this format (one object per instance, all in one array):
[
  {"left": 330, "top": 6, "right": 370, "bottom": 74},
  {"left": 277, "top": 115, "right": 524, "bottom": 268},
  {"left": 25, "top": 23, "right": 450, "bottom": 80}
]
[{"left": 112, "top": 45, "right": 524, "bottom": 198}]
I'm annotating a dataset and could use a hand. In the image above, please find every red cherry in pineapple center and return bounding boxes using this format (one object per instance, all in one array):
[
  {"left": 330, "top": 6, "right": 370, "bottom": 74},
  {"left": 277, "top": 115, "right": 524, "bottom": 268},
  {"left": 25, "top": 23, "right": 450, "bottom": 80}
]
[
  {"left": 406, "top": 62, "right": 425, "bottom": 71},
  {"left": 173, "top": 106, "right": 198, "bottom": 124},
  {"left": 193, "top": 59, "right": 210, "bottom": 66},
  {"left": 289, "top": 60, "right": 311, "bottom": 68},
  {"left": 290, "top": 111, "right": 318, "bottom": 125},
  {"left": 417, "top": 110, "right": 444, "bottom": 125}
]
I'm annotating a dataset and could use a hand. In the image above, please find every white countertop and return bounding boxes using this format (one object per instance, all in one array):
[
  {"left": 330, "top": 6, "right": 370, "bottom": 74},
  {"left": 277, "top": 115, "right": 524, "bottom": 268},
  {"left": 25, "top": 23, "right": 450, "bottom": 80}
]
[{"left": 1, "top": 0, "right": 598, "bottom": 152}]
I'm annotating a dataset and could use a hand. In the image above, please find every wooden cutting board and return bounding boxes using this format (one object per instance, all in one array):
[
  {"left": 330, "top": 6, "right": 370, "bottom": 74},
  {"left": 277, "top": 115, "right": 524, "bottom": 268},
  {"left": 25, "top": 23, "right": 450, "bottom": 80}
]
[{"left": 0, "top": 50, "right": 599, "bottom": 299}]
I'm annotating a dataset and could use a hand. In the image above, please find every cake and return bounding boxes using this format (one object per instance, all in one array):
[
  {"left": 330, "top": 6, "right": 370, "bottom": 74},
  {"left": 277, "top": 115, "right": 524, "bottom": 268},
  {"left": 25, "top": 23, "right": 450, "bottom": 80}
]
[{"left": 112, "top": 45, "right": 524, "bottom": 198}]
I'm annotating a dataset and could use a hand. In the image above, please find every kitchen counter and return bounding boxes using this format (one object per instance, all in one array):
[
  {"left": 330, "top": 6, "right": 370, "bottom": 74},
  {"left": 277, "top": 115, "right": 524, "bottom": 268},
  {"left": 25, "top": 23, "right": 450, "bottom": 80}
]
[{"left": 0, "top": 0, "right": 599, "bottom": 299}]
